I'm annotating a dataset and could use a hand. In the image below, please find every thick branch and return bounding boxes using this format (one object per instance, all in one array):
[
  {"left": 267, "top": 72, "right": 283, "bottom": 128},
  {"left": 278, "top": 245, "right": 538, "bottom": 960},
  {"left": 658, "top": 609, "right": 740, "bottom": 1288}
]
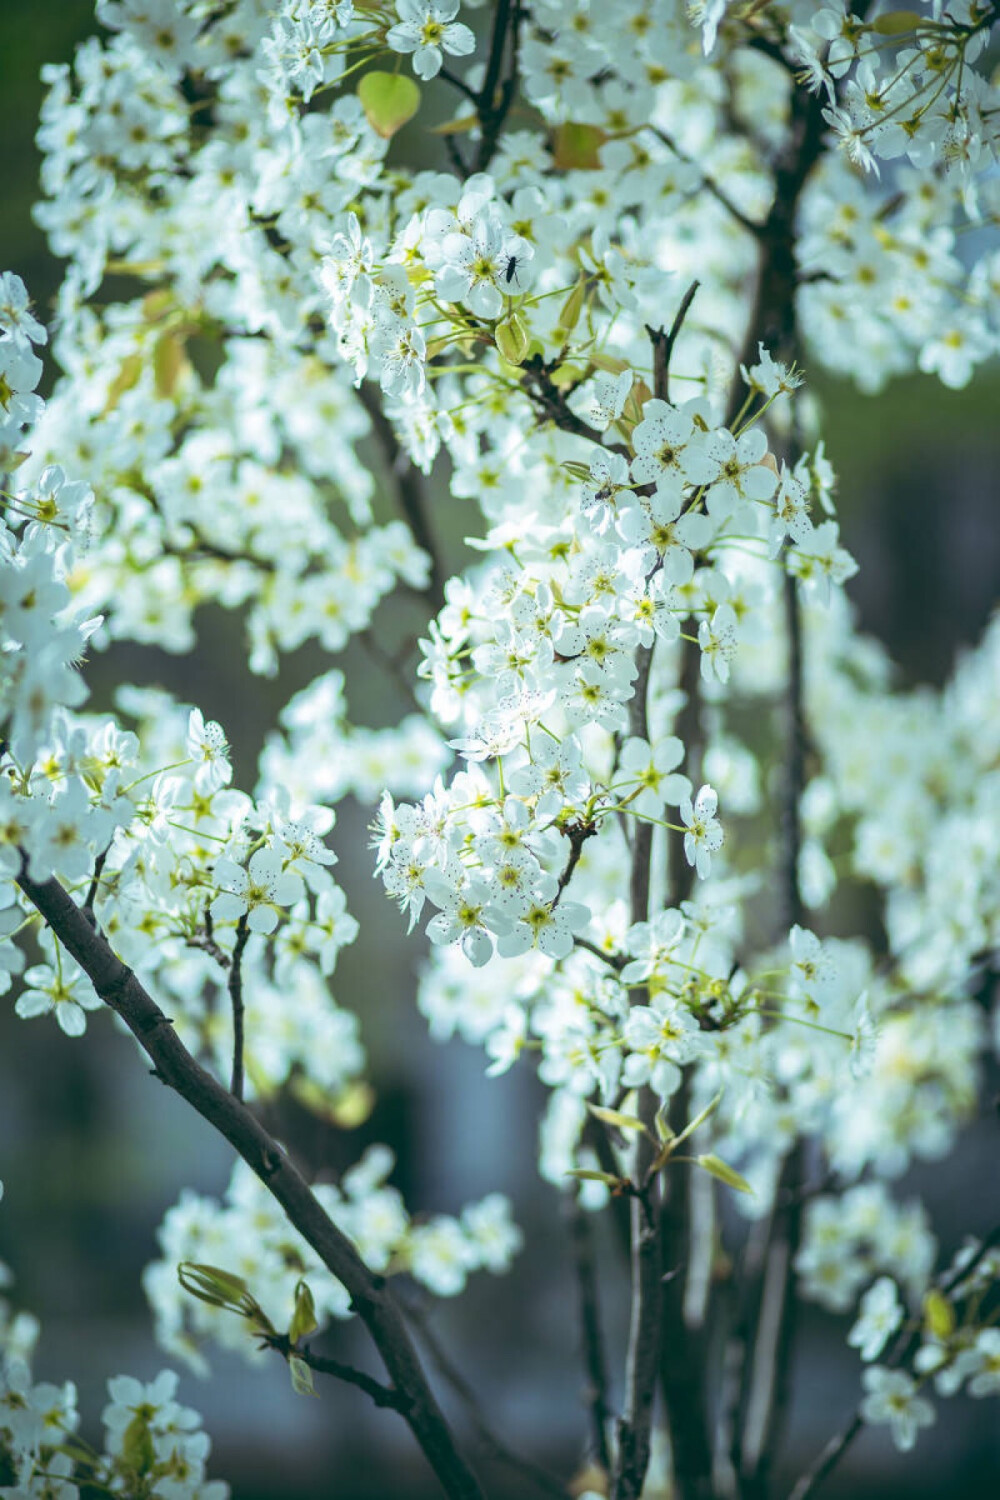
[
  {"left": 613, "top": 640, "right": 663, "bottom": 1500},
  {"left": 16, "top": 864, "right": 484, "bottom": 1500}
]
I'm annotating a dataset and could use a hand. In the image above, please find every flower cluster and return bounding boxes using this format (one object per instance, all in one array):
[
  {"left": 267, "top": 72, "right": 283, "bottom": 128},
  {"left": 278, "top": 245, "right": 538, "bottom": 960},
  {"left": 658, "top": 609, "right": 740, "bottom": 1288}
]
[
  {"left": 0, "top": 1256, "right": 225, "bottom": 1500},
  {"left": 145, "top": 1153, "right": 521, "bottom": 1371},
  {"left": 1, "top": 0, "right": 998, "bottom": 1481}
]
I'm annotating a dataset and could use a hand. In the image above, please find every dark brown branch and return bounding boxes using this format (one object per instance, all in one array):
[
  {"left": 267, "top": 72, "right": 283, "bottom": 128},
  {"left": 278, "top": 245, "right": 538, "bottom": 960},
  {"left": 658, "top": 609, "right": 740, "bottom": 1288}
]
[
  {"left": 614, "top": 1159, "right": 661, "bottom": 1500},
  {"left": 265, "top": 1331, "right": 410, "bottom": 1412},
  {"left": 519, "top": 356, "right": 613, "bottom": 448},
  {"left": 613, "top": 639, "right": 663, "bottom": 1500},
  {"left": 657, "top": 1078, "right": 713, "bottom": 1500},
  {"left": 82, "top": 845, "right": 110, "bottom": 926},
  {"left": 566, "top": 1190, "right": 612, "bottom": 1474},
  {"left": 646, "top": 280, "right": 700, "bottom": 405},
  {"left": 553, "top": 819, "right": 597, "bottom": 908},
  {"left": 473, "top": 0, "right": 520, "bottom": 174},
  {"left": 722, "top": 21, "right": 851, "bottom": 1482},
  {"left": 228, "top": 913, "right": 250, "bottom": 1100},
  {"left": 15, "top": 863, "right": 484, "bottom": 1500}
]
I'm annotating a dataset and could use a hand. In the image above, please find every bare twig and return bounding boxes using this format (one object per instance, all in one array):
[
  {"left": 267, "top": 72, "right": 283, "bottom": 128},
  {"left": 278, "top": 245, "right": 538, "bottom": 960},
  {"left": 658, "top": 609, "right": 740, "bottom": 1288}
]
[
  {"left": 473, "top": 0, "right": 519, "bottom": 174},
  {"left": 403, "top": 1296, "right": 570, "bottom": 1500},
  {"left": 82, "top": 844, "right": 110, "bottom": 926},
  {"left": 646, "top": 279, "right": 700, "bottom": 405},
  {"left": 566, "top": 1190, "right": 612, "bottom": 1474},
  {"left": 16, "top": 861, "right": 484, "bottom": 1500},
  {"left": 228, "top": 913, "right": 250, "bottom": 1100},
  {"left": 265, "top": 1331, "right": 410, "bottom": 1412},
  {"left": 649, "top": 126, "right": 762, "bottom": 239},
  {"left": 553, "top": 820, "right": 597, "bottom": 907}
]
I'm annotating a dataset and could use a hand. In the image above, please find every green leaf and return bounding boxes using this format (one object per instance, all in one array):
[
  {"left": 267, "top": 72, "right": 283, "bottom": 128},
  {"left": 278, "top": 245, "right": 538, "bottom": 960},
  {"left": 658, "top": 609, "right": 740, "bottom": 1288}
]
[
  {"left": 552, "top": 122, "right": 607, "bottom": 170},
  {"left": 289, "top": 1279, "right": 318, "bottom": 1344},
  {"left": 587, "top": 1102, "right": 649, "bottom": 1136},
  {"left": 871, "top": 10, "right": 923, "bottom": 34},
  {"left": 177, "top": 1261, "right": 251, "bottom": 1309},
  {"left": 495, "top": 313, "right": 530, "bottom": 365},
  {"left": 695, "top": 1154, "right": 754, "bottom": 1195},
  {"left": 121, "top": 1413, "right": 155, "bottom": 1477},
  {"left": 358, "top": 72, "right": 421, "bottom": 139},
  {"left": 289, "top": 1355, "right": 318, "bottom": 1397},
  {"left": 672, "top": 1090, "right": 722, "bottom": 1149},
  {"left": 565, "top": 1168, "right": 623, "bottom": 1186},
  {"left": 923, "top": 1288, "right": 955, "bottom": 1340},
  {"left": 153, "top": 331, "right": 187, "bottom": 399},
  {"left": 654, "top": 1104, "right": 675, "bottom": 1144},
  {"left": 556, "top": 276, "right": 587, "bottom": 336}
]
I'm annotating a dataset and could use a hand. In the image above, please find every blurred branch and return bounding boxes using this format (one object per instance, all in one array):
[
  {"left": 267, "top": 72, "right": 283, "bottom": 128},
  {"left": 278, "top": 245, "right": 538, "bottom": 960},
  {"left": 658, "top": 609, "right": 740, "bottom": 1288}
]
[
  {"left": 356, "top": 382, "right": 445, "bottom": 608},
  {"left": 403, "top": 1295, "right": 570, "bottom": 1500},
  {"left": 566, "top": 1190, "right": 612, "bottom": 1474},
  {"left": 613, "top": 640, "right": 664, "bottom": 1500}
]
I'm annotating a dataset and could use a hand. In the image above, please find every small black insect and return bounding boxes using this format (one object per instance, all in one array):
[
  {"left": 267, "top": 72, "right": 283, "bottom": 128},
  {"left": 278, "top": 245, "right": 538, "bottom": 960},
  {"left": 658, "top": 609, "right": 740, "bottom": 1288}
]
[{"left": 504, "top": 254, "right": 520, "bottom": 288}]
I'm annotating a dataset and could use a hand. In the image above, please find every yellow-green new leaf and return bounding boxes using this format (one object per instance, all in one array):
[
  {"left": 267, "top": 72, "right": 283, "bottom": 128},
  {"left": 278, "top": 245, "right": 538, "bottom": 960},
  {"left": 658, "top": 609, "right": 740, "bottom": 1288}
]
[
  {"left": 495, "top": 313, "right": 530, "bottom": 365},
  {"left": 556, "top": 276, "right": 587, "bottom": 336},
  {"left": 587, "top": 1103, "right": 649, "bottom": 1135},
  {"left": 695, "top": 1154, "right": 754, "bottom": 1195},
  {"left": 289, "top": 1356, "right": 318, "bottom": 1398},
  {"left": 358, "top": 72, "right": 421, "bottom": 139},
  {"left": 923, "top": 1288, "right": 956, "bottom": 1341},
  {"left": 177, "top": 1261, "right": 250, "bottom": 1310},
  {"left": 871, "top": 10, "right": 923, "bottom": 33},
  {"left": 565, "top": 1168, "right": 623, "bottom": 1187},
  {"left": 289, "top": 1279, "right": 318, "bottom": 1344}
]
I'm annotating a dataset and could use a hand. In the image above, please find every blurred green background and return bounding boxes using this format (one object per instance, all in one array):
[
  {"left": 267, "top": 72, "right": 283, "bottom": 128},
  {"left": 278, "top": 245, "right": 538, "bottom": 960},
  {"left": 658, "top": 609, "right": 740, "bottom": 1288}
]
[{"left": 1, "top": 5, "right": 998, "bottom": 1498}]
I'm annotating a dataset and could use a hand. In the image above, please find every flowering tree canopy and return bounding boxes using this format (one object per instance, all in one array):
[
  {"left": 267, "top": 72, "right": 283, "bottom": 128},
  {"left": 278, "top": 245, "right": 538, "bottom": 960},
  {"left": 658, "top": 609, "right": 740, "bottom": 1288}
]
[{"left": 2, "top": 2, "right": 1000, "bottom": 1498}]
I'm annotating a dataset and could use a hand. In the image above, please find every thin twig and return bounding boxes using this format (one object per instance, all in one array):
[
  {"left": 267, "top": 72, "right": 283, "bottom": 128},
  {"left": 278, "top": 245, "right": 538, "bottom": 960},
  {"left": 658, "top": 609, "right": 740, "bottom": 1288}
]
[
  {"left": 646, "top": 280, "right": 700, "bottom": 406},
  {"left": 649, "top": 126, "right": 762, "bottom": 238},
  {"left": 265, "top": 1332, "right": 410, "bottom": 1412},
  {"left": 403, "top": 1296, "right": 570, "bottom": 1500},
  {"left": 553, "top": 820, "right": 597, "bottom": 908},
  {"left": 473, "top": 0, "right": 520, "bottom": 174},
  {"left": 228, "top": 913, "right": 250, "bottom": 1100},
  {"left": 519, "top": 355, "right": 614, "bottom": 448},
  {"left": 566, "top": 1190, "right": 612, "bottom": 1474},
  {"left": 82, "top": 845, "right": 110, "bottom": 926}
]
